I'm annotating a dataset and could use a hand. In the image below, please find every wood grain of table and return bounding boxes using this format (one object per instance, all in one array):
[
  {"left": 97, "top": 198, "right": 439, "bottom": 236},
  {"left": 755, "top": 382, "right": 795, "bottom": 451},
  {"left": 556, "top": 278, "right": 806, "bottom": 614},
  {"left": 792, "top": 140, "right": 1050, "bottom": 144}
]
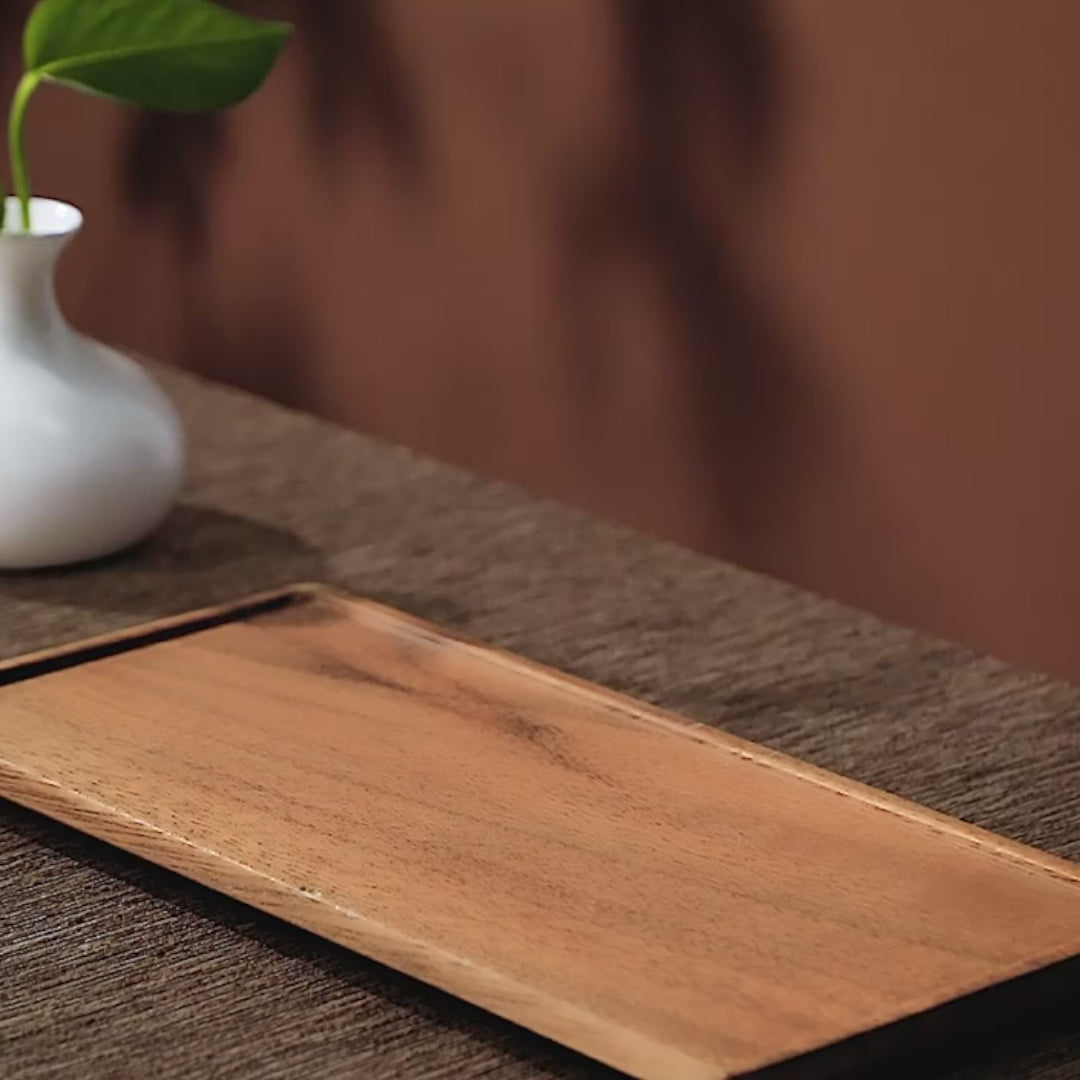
[
  {"left": 0, "top": 366, "right": 1078, "bottom": 1080},
  {"left": 4, "top": 586, "right": 1079, "bottom": 1079}
]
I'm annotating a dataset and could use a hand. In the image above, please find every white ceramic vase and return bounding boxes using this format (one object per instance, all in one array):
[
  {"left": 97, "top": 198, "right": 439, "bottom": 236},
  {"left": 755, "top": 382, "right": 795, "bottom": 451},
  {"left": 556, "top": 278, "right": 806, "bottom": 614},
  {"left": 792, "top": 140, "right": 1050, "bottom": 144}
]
[{"left": 0, "top": 197, "right": 184, "bottom": 569}]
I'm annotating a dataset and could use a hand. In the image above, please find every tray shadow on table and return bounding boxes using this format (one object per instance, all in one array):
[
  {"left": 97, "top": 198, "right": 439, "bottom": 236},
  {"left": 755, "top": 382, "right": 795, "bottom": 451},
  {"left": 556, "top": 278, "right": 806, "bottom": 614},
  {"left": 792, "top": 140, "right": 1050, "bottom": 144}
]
[
  {"left": 0, "top": 503, "right": 325, "bottom": 616},
  {"left": 3, "top": 799, "right": 1078, "bottom": 1080}
]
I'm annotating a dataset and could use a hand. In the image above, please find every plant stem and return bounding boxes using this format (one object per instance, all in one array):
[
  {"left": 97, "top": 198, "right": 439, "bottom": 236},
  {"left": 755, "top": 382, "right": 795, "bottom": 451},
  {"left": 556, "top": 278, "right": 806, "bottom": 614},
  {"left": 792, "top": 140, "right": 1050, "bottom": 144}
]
[{"left": 9, "top": 72, "right": 42, "bottom": 232}]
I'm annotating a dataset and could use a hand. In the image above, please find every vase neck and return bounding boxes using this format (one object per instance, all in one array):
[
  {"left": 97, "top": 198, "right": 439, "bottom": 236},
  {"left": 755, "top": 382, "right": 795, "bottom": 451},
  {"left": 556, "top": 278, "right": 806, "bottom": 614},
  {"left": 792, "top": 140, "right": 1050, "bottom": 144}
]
[{"left": 0, "top": 234, "right": 70, "bottom": 347}]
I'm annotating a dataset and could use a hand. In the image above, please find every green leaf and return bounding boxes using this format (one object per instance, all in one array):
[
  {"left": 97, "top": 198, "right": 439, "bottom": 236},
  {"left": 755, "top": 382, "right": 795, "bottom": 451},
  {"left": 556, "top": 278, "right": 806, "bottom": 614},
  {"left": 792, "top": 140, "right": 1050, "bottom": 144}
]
[{"left": 23, "top": 0, "right": 292, "bottom": 112}]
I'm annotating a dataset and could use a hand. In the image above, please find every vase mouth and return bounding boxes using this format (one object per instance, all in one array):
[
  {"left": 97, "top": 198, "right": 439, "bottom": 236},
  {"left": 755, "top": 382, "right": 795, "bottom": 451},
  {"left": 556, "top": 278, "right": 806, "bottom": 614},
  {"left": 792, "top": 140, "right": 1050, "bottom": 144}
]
[{"left": 1, "top": 197, "right": 83, "bottom": 239}]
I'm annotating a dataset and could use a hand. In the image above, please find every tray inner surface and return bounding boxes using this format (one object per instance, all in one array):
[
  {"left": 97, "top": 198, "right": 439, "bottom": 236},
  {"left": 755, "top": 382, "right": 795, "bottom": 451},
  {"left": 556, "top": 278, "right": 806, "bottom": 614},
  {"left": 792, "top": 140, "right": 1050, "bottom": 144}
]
[{"left": 2, "top": 586, "right": 1079, "bottom": 1080}]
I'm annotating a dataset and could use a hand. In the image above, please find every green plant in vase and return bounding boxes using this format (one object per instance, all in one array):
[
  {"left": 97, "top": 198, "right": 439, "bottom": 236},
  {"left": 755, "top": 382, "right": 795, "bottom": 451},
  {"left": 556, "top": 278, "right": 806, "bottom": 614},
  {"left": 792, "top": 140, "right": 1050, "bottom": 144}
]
[
  {"left": 3, "top": 0, "right": 292, "bottom": 230},
  {"left": 0, "top": 0, "right": 291, "bottom": 571}
]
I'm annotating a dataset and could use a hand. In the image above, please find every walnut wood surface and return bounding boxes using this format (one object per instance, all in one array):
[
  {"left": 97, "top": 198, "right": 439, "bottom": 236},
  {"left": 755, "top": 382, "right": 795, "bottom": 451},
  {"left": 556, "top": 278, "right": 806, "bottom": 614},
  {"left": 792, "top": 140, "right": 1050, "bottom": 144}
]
[{"left": 1, "top": 585, "right": 1079, "bottom": 1080}]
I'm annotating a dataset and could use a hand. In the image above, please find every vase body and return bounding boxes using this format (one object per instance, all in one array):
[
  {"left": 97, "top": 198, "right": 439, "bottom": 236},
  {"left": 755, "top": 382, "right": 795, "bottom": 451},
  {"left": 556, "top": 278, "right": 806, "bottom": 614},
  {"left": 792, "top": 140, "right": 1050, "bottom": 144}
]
[{"left": 0, "top": 198, "right": 184, "bottom": 569}]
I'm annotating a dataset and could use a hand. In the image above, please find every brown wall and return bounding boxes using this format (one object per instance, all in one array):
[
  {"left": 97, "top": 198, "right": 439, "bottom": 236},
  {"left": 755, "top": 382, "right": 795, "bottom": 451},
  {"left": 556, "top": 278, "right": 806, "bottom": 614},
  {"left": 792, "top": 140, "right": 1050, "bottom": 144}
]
[
  {"left": 8, "top": 0, "right": 1080, "bottom": 681},
  {"left": 767, "top": 0, "right": 1080, "bottom": 676}
]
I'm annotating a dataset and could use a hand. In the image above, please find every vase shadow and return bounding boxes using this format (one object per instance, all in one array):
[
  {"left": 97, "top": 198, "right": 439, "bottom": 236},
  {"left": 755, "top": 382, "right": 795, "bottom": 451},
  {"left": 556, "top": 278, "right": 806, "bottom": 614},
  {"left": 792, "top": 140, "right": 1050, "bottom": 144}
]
[{"left": 0, "top": 502, "right": 325, "bottom": 616}]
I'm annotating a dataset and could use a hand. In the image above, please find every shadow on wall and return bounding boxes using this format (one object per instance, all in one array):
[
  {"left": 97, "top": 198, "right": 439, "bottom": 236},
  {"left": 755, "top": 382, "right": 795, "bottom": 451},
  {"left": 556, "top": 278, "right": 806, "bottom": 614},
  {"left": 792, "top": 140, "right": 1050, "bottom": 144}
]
[
  {"left": 123, "top": 0, "right": 425, "bottom": 259},
  {"left": 559, "top": 1, "right": 831, "bottom": 562},
  {"left": 0, "top": 1, "right": 890, "bottom": 592}
]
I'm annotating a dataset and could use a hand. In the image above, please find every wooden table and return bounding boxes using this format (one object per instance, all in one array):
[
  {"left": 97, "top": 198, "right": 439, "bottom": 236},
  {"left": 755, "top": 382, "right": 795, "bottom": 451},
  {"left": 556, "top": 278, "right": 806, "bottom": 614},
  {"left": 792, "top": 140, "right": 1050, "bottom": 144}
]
[{"left": 1, "top": 367, "right": 1077, "bottom": 1080}]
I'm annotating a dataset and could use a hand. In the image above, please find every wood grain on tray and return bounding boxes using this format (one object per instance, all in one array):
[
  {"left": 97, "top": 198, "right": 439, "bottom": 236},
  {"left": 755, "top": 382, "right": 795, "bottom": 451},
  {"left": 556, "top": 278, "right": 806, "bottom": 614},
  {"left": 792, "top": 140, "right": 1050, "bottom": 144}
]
[{"left": 1, "top": 585, "right": 1078, "bottom": 1080}]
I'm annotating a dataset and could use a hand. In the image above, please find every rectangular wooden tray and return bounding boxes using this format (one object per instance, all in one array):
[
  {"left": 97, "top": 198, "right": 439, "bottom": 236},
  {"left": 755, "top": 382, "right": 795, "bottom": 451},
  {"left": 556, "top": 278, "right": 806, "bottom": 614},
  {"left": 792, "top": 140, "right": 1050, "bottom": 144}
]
[{"left": 1, "top": 584, "right": 1078, "bottom": 1080}]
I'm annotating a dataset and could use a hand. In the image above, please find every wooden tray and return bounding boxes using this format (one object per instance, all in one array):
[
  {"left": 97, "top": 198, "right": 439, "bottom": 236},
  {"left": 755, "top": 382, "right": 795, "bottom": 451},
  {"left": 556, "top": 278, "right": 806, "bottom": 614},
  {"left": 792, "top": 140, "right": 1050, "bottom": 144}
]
[{"left": 1, "top": 584, "right": 1078, "bottom": 1080}]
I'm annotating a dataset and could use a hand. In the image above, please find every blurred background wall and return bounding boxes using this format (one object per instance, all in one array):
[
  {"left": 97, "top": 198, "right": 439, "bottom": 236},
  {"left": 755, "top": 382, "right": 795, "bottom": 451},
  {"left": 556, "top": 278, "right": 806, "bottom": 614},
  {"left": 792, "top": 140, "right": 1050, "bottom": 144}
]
[{"left": 3, "top": 0, "right": 1080, "bottom": 681}]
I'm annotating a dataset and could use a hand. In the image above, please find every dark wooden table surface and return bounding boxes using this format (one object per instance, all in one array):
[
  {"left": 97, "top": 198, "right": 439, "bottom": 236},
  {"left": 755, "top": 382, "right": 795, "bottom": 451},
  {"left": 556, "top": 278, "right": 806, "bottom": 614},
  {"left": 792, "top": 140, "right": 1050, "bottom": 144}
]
[{"left": 1, "top": 368, "right": 1077, "bottom": 1080}]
